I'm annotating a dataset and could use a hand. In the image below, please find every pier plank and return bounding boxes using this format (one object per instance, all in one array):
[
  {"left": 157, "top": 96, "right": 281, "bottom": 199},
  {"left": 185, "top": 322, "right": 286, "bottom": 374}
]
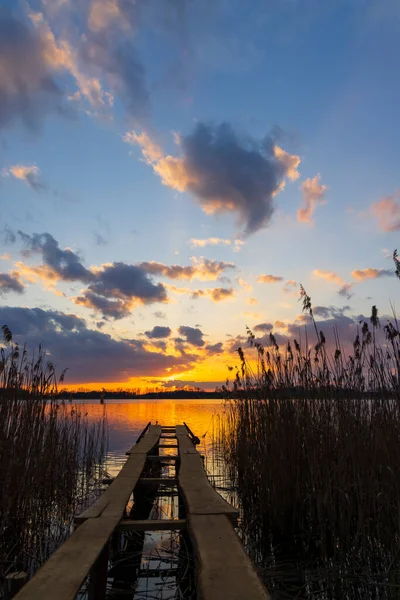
[
  {"left": 14, "top": 517, "right": 116, "bottom": 600},
  {"left": 189, "top": 514, "right": 270, "bottom": 600},
  {"left": 126, "top": 424, "right": 162, "bottom": 454},
  {"left": 178, "top": 453, "right": 239, "bottom": 522}
]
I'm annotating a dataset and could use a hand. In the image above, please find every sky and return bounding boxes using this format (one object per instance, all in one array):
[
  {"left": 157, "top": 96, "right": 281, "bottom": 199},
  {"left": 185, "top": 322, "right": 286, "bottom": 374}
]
[{"left": 1, "top": 0, "right": 400, "bottom": 391}]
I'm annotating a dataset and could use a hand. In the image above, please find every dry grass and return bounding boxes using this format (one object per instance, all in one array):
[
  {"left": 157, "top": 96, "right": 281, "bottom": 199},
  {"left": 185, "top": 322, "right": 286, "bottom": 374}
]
[
  {"left": 0, "top": 326, "right": 106, "bottom": 585},
  {"left": 219, "top": 288, "right": 400, "bottom": 598}
]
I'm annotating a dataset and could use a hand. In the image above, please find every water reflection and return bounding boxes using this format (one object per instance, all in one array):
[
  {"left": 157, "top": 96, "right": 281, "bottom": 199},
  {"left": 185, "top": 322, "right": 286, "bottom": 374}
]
[{"left": 78, "top": 398, "right": 226, "bottom": 476}]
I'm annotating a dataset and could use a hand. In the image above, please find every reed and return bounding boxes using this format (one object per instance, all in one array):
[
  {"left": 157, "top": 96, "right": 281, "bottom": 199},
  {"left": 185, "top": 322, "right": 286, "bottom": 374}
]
[
  {"left": 219, "top": 288, "right": 400, "bottom": 597},
  {"left": 0, "top": 326, "right": 106, "bottom": 585}
]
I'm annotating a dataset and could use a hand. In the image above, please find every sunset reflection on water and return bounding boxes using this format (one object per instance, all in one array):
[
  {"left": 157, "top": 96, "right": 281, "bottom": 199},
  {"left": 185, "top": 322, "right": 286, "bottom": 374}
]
[{"left": 78, "top": 398, "right": 227, "bottom": 477}]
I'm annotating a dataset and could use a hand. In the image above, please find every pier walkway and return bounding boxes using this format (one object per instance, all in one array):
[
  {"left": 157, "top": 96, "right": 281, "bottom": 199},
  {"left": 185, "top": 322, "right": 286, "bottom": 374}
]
[{"left": 14, "top": 423, "right": 270, "bottom": 600}]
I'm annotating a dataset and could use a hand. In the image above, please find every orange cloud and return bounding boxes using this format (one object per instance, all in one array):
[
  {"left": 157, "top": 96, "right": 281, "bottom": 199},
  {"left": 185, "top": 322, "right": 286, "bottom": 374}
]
[
  {"left": 257, "top": 274, "right": 283, "bottom": 284},
  {"left": 2, "top": 164, "right": 45, "bottom": 192},
  {"left": 313, "top": 269, "right": 345, "bottom": 286},
  {"left": 298, "top": 174, "right": 327, "bottom": 223},
  {"left": 192, "top": 287, "right": 234, "bottom": 302},
  {"left": 89, "top": 0, "right": 126, "bottom": 31},
  {"left": 139, "top": 257, "right": 235, "bottom": 281},
  {"left": 351, "top": 268, "right": 393, "bottom": 281},
  {"left": 273, "top": 145, "right": 300, "bottom": 181},
  {"left": 370, "top": 192, "right": 400, "bottom": 232},
  {"left": 282, "top": 279, "right": 297, "bottom": 294},
  {"left": 236, "top": 277, "right": 252, "bottom": 292},
  {"left": 29, "top": 10, "right": 112, "bottom": 109},
  {"left": 15, "top": 262, "right": 65, "bottom": 296},
  {"left": 313, "top": 270, "right": 353, "bottom": 298}
]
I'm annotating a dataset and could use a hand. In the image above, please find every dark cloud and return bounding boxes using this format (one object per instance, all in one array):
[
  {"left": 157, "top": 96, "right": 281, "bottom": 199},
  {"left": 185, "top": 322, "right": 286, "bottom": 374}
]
[
  {"left": 74, "top": 290, "right": 130, "bottom": 320},
  {"left": 0, "top": 273, "right": 24, "bottom": 295},
  {"left": 205, "top": 342, "right": 223, "bottom": 354},
  {"left": 154, "top": 311, "right": 167, "bottom": 319},
  {"left": 0, "top": 9, "right": 64, "bottom": 131},
  {"left": 3, "top": 226, "right": 16, "bottom": 244},
  {"left": 88, "top": 262, "right": 167, "bottom": 303},
  {"left": 137, "top": 258, "right": 235, "bottom": 280},
  {"left": 145, "top": 325, "right": 172, "bottom": 339},
  {"left": 94, "top": 232, "right": 108, "bottom": 246},
  {"left": 169, "top": 122, "right": 300, "bottom": 234},
  {"left": 145, "top": 379, "right": 223, "bottom": 391},
  {"left": 0, "top": 307, "right": 195, "bottom": 383},
  {"left": 178, "top": 325, "right": 204, "bottom": 347},
  {"left": 18, "top": 231, "right": 93, "bottom": 282},
  {"left": 17, "top": 231, "right": 168, "bottom": 319},
  {"left": 254, "top": 322, "right": 273, "bottom": 333}
]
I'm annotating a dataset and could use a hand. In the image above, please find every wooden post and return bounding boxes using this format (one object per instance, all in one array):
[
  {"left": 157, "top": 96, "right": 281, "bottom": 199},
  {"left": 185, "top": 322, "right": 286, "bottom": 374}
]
[
  {"left": 5, "top": 572, "right": 28, "bottom": 599},
  {"left": 88, "top": 541, "right": 109, "bottom": 600}
]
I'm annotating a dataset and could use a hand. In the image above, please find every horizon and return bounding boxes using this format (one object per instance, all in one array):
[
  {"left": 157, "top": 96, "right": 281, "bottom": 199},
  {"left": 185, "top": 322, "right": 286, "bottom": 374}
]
[{"left": 1, "top": 0, "right": 400, "bottom": 391}]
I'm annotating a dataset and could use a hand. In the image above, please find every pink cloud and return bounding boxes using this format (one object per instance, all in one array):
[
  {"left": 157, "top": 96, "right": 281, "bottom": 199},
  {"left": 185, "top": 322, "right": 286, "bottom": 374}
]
[
  {"left": 370, "top": 192, "right": 400, "bottom": 232},
  {"left": 298, "top": 175, "right": 327, "bottom": 223}
]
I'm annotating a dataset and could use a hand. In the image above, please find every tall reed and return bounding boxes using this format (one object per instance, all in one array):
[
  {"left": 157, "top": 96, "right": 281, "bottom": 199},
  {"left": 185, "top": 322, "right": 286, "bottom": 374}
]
[
  {"left": 219, "top": 289, "right": 400, "bottom": 598},
  {"left": 0, "top": 326, "right": 106, "bottom": 586}
]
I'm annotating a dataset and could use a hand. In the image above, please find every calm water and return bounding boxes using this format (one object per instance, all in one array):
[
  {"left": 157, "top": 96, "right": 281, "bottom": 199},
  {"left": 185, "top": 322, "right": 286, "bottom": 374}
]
[{"left": 77, "top": 398, "right": 227, "bottom": 477}]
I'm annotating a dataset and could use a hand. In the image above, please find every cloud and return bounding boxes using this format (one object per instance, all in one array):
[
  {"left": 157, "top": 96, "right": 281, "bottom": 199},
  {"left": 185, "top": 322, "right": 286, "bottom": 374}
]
[
  {"left": 205, "top": 342, "right": 223, "bottom": 355},
  {"left": 351, "top": 268, "right": 393, "bottom": 281},
  {"left": 126, "top": 122, "right": 301, "bottom": 235},
  {"left": 154, "top": 311, "right": 166, "bottom": 319},
  {"left": 0, "top": 272, "right": 24, "bottom": 295},
  {"left": 298, "top": 174, "right": 327, "bottom": 223},
  {"left": 178, "top": 325, "right": 205, "bottom": 347},
  {"left": 191, "top": 287, "right": 234, "bottom": 302},
  {"left": 17, "top": 231, "right": 167, "bottom": 318},
  {"left": 0, "top": 307, "right": 195, "bottom": 383},
  {"left": 257, "top": 274, "right": 283, "bottom": 284},
  {"left": 273, "top": 145, "right": 300, "bottom": 182},
  {"left": 282, "top": 279, "right": 297, "bottom": 294},
  {"left": 254, "top": 322, "right": 273, "bottom": 332},
  {"left": 235, "top": 278, "right": 251, "bottom": 293},
  {"left": 76, "top": 262, "right": 168, "bottom": 319},
  {"left": 145, "top": 325, "right": 172, "bottom": 339},
  {"left": 3, "top": 226, "right": 16, "bottom": 244},
  {"left": 94, "top": 232, "right": 108, "bottom": 246},
  {"left": 2, "top": 164, "right": 47, "bottom": 192},
  {"left": 370, "top": 192, "right": 400, "bottom": 232},
  {"left": 190, "top": 237, "right": 244, "bottom": 251},
  {"left": 137, "top": 257, "right": 235, "bottom": 281},
  {"left": 18, "top": 231, "right": 93, "bottom": 283},
  {"left": 313, "top": 269, "right": 345, "bottom": 287},
  {"left": 0, "top": 9, "right": 64, "bottom": 131},
  {"left": 313, "top": 269, "right": 353, "bottom": 299}
]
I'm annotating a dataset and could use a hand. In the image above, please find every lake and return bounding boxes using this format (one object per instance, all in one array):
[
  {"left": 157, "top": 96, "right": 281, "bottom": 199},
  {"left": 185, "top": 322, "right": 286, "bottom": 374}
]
[{"left": 77, "top": 397, "right": 228, "bottom": 479}]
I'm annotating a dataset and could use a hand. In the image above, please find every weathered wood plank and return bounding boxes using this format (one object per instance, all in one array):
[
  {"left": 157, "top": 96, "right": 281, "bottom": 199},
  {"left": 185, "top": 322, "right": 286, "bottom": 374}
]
[
  {"left": 14, "top": 517, "right": 117, "bottom": 600},
  {"left": 126, "top": 424, "right": 162, "bottom": 454},
  {"left": 189, "top": 514, "right": 270, "bottom": 600},
  {"left": 178, "top": 453, "right": 239, "bottom": 522},
  {"left": 77, "top": 425, "right": 161, "bottom": 523},
  {"left": 118, "top": 519, "right": 186, "bottom": 531},
  {"left": 76, "top": 455, "right": 146, "bottom": 523},
  {"left": 176, "top": 425, "right": 198, "bottom": 454}
]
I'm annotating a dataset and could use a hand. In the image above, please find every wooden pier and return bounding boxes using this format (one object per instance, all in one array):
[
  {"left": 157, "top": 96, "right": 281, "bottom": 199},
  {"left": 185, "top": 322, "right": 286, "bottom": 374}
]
[{"left": 14, "top": 423, "right": 270, "bottom": 600}]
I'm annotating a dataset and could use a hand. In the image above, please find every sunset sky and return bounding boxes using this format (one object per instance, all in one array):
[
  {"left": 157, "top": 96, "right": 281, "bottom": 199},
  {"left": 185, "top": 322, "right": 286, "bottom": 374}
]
[{"left": 1, "top": 0, "right": 400, "bottom": 391}]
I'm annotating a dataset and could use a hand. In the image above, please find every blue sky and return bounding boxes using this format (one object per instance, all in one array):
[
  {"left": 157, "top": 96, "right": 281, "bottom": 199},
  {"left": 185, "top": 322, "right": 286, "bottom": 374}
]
[{"left": 1, "top": 0, "right": 400, "bottom": 389}]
